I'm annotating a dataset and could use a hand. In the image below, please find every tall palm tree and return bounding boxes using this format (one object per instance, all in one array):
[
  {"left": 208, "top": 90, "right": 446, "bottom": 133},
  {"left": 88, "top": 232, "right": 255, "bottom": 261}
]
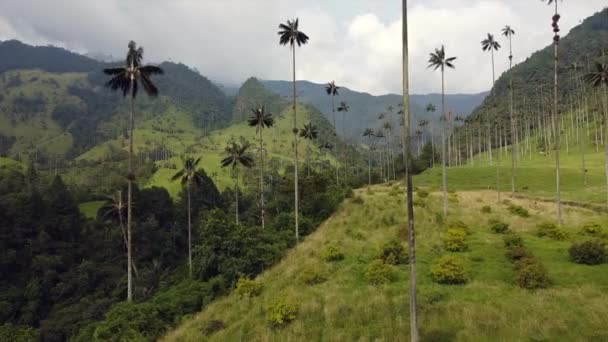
[
  {"left": 383, "top": 121, "right": 395, "bottom": 180},
  {"left": 338, "top": 101, "right": 351, "bottom": 180},
  {"left": 502, "top": 25, "right": 517, "bottom": 193},
  {"left": 402, "top": 2, "right": 418, "bottom": 339},
  {"left": 278, "top": 18, "right": 309, "bottom": 241},
  {"left": 428, "top": 45, "right": 456, "bottom": 216},
  {"left": 326, "top": 81, "right": 340, "bottom": 184},
  {"left": 482, "top": 33, "right": 502, "bottom": 203},
  {"left": 426, "top": 103, "right": 437, "bottom": 166},
  {"left": 584, "top": 60, "right": 608, "bottom": 208},
  {"left": 221, "top": 142, "right": 254, "bottom": 225},
  {"left": 363, "top": 128, "right": 375, "bottom": 187},
  {"left": 542, "top": 0, "right": 563, "bottom": 224},
  {"left": 248, "top": 106, "right": 274, "bottom": 229},
  {"left": 103, "top": 41, "right": 163, "bottom": 302},
  {"left": 299, "top": 122, "right": 319, "bottom": 176},
  {"left": 171, "top": 157, "right": 204, "bottom": 277}
]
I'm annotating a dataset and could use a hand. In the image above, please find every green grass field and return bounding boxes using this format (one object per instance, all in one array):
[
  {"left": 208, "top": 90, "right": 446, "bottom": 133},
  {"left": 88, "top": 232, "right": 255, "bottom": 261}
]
[{"left": 162, "top": 184, "right": 608, "bottom": 341}]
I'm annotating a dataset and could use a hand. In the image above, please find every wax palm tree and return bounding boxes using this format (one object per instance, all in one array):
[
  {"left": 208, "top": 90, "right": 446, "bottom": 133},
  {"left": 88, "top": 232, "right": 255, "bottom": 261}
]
[
  {"left": 221, "top": 142, "right": 254, "bottom": 225},
  {"left": 542, "top": 0, "right": 563, "bottom": 224},
  {"left": 278, "top": 18, "right": 309, "bottom": 241},
  {"left": 428, "top": 45, "right": 456, "bottom": 216},
  {"left": 103, "top": 40, "right": 163, "bottom": 302},
  {"left": 171, "top": 157, "right": 204, "bottom": 277},
  {"left": 326, "top": 81, "right": 340, "bottom": 184},
  {"left": 338, "top": 101, "right": 350, "bottom": 138},
  {"left": 426, "top": 103, "right": 437, "bottom": 165},
  {"left": 584, "top": 61, "right": 608, "bottom": 208},
  {"left": 402, "top": 2, "right": 418, "bottom": 338},
  {"left": 363, "top": 128, "right": 375, "bottom": 186},
  {"left": 502, "top": 25, "right": 517, "bottom": 193},
  {"left": 299, "top": 122, "right": 319, "bottom": 176},
  {"left": 248, "top": 106, "right": 274, "bottom": 229},
  {"left": 383, "top": 120, "right": 395, "bottom": 179}
]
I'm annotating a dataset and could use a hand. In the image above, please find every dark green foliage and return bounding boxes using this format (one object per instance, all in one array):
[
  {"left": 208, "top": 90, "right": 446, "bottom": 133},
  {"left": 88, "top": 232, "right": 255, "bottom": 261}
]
[
  {"left": 321, "top": 245, "right": 344, "bottom": 262},
  {"left": 265, "top": 298, "right": 298, "bottom": 328},
  {"left": 536, "top": 222, "right": 568, "bottom": 241},
  {"left": 508, "top": 205, "right": 529, "bottom": 218},
  {"left": 490, "top": 221, "right": 510, "bottom": 234},
  {"left": 505, "top": 246, "right": 533, "bottom": 262},
  {"left": 515, "top": 258, "right": 550, "bottom": 289},
  {"left": 430, "top": 255, "right": 468, "bottom": 285},
  {"left": 481, "top": 206, "right": 492, "bottom": 214},
  {"left": 569, "top": 240, "right": 607, "bottom": 265},
  {"left": 503, "top": 234, "right": 524, "bottom": 249},
  {"left": 0, "top": 323, "right": 39, "bottom": 342},
  {"left": 0, "top": 40, "right": 100, "bottom": 73},
  {"left": 580, "top": 223, "right": 604, "bottom": 237},
  {"left": 379, "top": 239, "right": 408, "bottom": 265},
  {"left": 365, "top": 260, "right": 396, "bottom": 285}
]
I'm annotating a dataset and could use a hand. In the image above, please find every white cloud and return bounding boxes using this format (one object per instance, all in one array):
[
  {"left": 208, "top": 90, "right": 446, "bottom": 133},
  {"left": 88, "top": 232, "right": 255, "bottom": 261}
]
[{"left": 0, "top": 0, "right": 605, "bottom": 95}]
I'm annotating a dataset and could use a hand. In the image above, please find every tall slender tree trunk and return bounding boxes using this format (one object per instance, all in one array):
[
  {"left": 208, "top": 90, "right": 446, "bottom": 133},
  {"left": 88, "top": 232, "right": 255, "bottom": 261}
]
[
  {"left": 368, "top": 140, "right": 372, "bottom": 187},
  {"left": 402, "top": 2, "right": 418, "bottom": 340},
  {"left": 553, "top": 0, "right": 562, "bottom": 225},
  {"left": 259, "top": 128, "right": 265, "bottom": 229},
  {"left": 127, "top": 79, "right": 134, "bottom": 302},
  {"left": 235, "top": 169, "right": 240, "bottom": 225},
  {"left": 187, "top": 182, "right": 192, "bottom": 277},
  {"left": 603, "top": 81, "right": 608, "bottom": 209},
  {"left": 292, "top": 47, "right": 300, "bottom": 241},
  {"left": 492, "top": 49, "right": 501, "bottom": 203},
  {"left": 332, "top": 95, "right": 339, "bottom": 185},
  {"left": 441, "top": 70, "right": 448, "bottom": 216},
  {"left": 508, "top": 35, "right": 516, "bottom": 193}
]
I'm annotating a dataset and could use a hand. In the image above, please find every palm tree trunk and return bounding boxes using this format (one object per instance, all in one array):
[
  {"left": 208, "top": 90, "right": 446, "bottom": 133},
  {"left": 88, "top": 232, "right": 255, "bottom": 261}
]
[
  {"left": 553, "top": 0, "right": 562, "bottom": 225},
  {"left": 402, "top": 2, "right": 418, "bottom": 340},
  {"left": 603, "top": 81, "right": 608, "bottom": 209},
  {"left": 292, "top": 47, "right": 300, "bottom": 241},
  {"left": 235, "top": 169, "right": 239, "bottom": 225},
  {"left": 368, "top": 140, "right": 371, "bottom": 187},
  {"left": 509, "top": 35, "right": 516, "bottom": 193},
  {"left": 187, "top": 182, "right": 192, "bottom": 277},
  {"left": 492, "top": 49, "right": 501, "bottom": 204},
  {"left": 441, "top": 69, "right": 448, "bottom": 216},
  {"left": 127, "top": 81, "right": 134, "bottom": 302},
  {"left": 332, "top": 95, "right": 339, "bottom": 185},
  {"left": 260, "top": 128, "right": 265, "bottom": 229}
]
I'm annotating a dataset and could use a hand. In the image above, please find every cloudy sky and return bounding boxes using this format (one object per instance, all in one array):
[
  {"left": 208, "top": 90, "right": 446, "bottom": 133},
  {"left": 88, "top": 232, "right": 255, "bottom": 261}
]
[{"left": 0, "top": 0, "right": 605, "bottom": 95}]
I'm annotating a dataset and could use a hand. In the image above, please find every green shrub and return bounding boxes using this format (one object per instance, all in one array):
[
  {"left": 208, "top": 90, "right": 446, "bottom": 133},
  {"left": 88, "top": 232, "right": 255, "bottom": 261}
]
[
  {"left": 352, "top": 196, "right": 364, "bottom": 205},
  {"left": 569, "top": 240, "right": 607, "bottom": 265},
  {"left": 379, "top": 239, "right": 408, "bottom": 265},
  {"left": 508, "top": 205, "right": 530, "bottom": 218},
  {"left": 417, "top": 189, "right": 430, "bottom": 198},
  {"left": 447, "top": 220, "right": 470, "bottom": 235},
  {"left": 389, "top": 187, "right": 401, "bottom": 197},
  {"left": 481, "top": 206, "right": 492, "bottom": 214},
  {"left": 235, "top": 277, "right": 262, "bottom": 298},
  {"left": 299, "top": 267, "right": 327, "bottom": 285},
  {"left": 434, "top": 212, "right": 444, "bottom": 225},
  {"left": 536, "top": 222, "right": 568, "bottom": 240},
  {"left": 490, "top": 221, "right": 510, "bottom": 234},
  {"left": 503, "top": 234, "right": 524, "bottom": 249},
  {"left": 430, "top": 255, "right": 468, "bottom": 284},
  {"left": 505, "top": 246, "right": 532, "bottom": 262},
  {"left": 321, "top": 245, "right": 344, "bottom": 262},
  {"left": 265, "top": 298, "right": 298, "bottom": 328},
  {"left": 0, "top": 324, "right": 39, "bottom": 342},
  {"left": 365, "top": 259, "right": 396, "bottom": 285},
  {"left": 442, "top": 228, "right": 467, "bottom": 252},
  {"left": 413, "top": 198, "right": 426, "bottom": 208},
  {"left": 515, "top": 258, "right": 550, "bottom": 289},
  {"left": 580, "top": 223, "right": 604, "bottom": 237},
  {"left": 202, "top": 320, "right": 225, "bottom": 336}
]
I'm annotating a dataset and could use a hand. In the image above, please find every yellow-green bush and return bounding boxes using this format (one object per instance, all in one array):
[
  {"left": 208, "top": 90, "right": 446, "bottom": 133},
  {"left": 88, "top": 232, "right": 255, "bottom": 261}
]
[
  {"left": 417, "top": 189, "right": 430, "bottom": 198},
  {"left": 442, "top": 228, "right": 467, "bottom": 252},
  {"left": 379, "top": 239, "right": 408, "bottom": 265},
  {"left": 580, "top": 223, "right": 604, "bottom": 237},
  {"left": 430, "top": 255, "right": 468, "bottom": 285},
  {"left": 536, "top": 222, "right": 568, "bottom": 241},
  {"left": 321, "top": 245, "right": 344, "bottom": 262},
  {"left": 299, "top": 267, "right": 327, "bottom": 285},
  {"left": 234, "top": 277, "right": 262, "bottom": 298},
  {"left": 365, "top": 259, "right": 396, "bottom": 285},
  {"left": 265, "top": 298, "right": 298, "bottom": 328}
]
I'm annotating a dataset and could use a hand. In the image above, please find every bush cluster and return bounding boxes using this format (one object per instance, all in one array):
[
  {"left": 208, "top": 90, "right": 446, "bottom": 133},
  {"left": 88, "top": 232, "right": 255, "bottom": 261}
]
[
  {"left": 234, "top": 277, "right": 263, "bottom": 298},
  {"left": 265, "top": 298, "right": 298, "bottom": 328},
  {"left": 430, "top": 255, "right": 467, "bottom": 284},
  {"left": 481, "top": 206, "right": 492, "bottom": 214},
  {"left": 321, "top": 245, "right": 344, "bottom": 262},
  {"left": 503, "top": 233, "right": 549, "bottom": 289},
  {"left": 579, "top": 223, "right": 604, "bottom": 237},
  {"left": 417, "top": 189, "right": 430, "bottom": 198},
  {"left": 536, "top": 222, "right": 568, "bottom": 241},
  {"left": 489, "top": 220, "right": 510, "bottom": 234},
  {"left": 379, "top": 239, "right": 409, "bottom": 265},
  {"left": 299, "top": 267, "right": 327, "bottom": 285},
  {"left": 569, "top": 240, "right": 607, "bottom": 265},
  {"left": 365, "top": 259, "right": 397, "bottom": 285},
  {"left": 508, "top": 205, "right": 530, "bottom": 218},
  {"left": 442, "top": 228, "right": 467, "bottom": 252}
]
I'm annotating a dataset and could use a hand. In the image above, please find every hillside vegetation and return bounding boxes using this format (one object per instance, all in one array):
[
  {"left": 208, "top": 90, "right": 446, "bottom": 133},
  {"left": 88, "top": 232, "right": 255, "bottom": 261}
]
[{"left": 164, "top": 184, "right": 608, "bottom": 341}]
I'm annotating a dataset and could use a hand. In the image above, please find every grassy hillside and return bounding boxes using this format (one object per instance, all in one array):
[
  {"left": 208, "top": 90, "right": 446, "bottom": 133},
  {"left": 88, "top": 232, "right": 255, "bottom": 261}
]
[{"left": 163, "top": 184, "right": 608, "bottom": 341}]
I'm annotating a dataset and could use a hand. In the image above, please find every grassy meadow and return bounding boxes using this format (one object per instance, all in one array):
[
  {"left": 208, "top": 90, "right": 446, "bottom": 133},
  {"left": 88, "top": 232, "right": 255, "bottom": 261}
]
[{"left": 162, "top": 184, "right": 608, "bottom": 341}]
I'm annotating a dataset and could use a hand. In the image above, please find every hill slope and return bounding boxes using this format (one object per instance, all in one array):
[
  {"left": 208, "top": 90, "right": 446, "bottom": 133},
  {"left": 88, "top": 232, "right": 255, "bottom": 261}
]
[{"left": 164, "top": 185, "right": 608, "bottom": 341}]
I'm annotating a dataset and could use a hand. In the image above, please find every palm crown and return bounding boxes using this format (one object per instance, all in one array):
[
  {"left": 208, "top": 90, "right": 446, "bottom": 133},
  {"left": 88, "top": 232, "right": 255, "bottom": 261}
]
[
  {"left": 103, "top": 41, "right": 164, "bottom": 98},
  {"left": 583, "top": 62, "right": 608, "bottom": 87},
  {"left": 221, "top": 142, "right": 254, "bottom": 169},
  {"left": 338, "top": 101, "right": 350, "bottom": 113},
  {"left": 428, "top": 45, "right": 457, "bottom": 71},
  {"left": 481, "top": 33, "right": 501, "bottom": 52},
  {"left": 326, "top": 81, "right": 339, "bottom": 96},
  {"left": 248, "top": 106, "right": 274, "bottom": 132},
  {"left": 363, "top": 128, "right": 375, "bottom": 138},
  {"left": 171, "top": 157, "right": 204, "bottom": 186},
  {"left": 426, "top": 103, "right": 436, "bottom": 112},
  {"left": 502, "top": 25, "right": 515, "bottom": 38},
  {"left": 299, "top": 122, "right": 319, "bottom": 140},
  {"left": 278, "top": 18, "right": 310, "bottom": 48}
]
